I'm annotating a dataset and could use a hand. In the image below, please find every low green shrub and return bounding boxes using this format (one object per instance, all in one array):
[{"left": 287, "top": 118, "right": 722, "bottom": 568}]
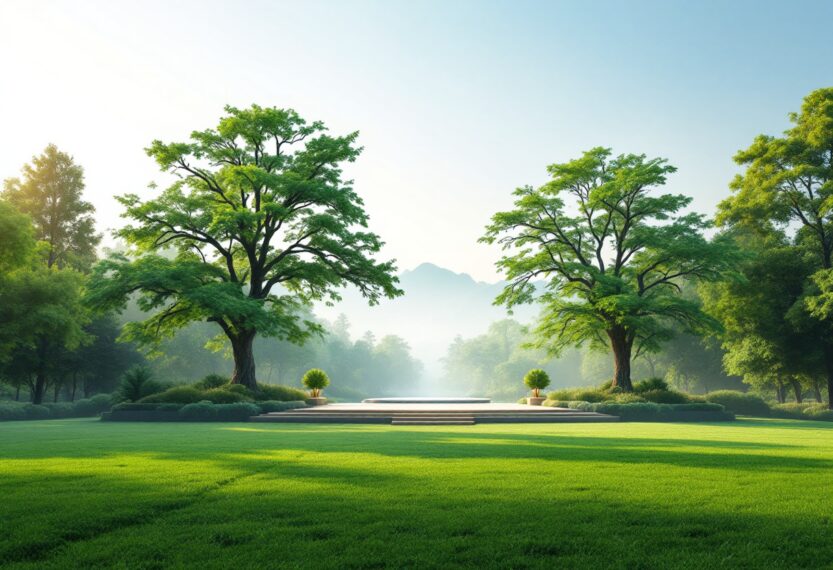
[
  {"left": 115, "top": 366, "right": 163, "bottom": 402},
  {"left": 613, "top": 393, "right": 648, "bottom": 404},
  {"left": 0, "top": 402, "right": 28, "bottom": 421},
  {"left": 178, "top": 401, "right": 217, "bottom": 421},
  {"left": 770, "top": 403, "right": 808, "bottom": 419},
  {"left": 140, "top": 386, "right": 206, "bottom": 404},
  {"left": 257, "top": 400, "right": 307, "bottom": 413},
  {"left": 194, "top": 374, "right": 229, "bottom": 390},
  {"left": 546, "top": 388, "right": 609, "bottom": 402},
  {"left": 111, "top": 402, "right": 184, "bottom": 412},
  {"left": 254, "top": 384, "right": 307, "bottom": 402},
  {"left": 517, "top": 397, "right": 528, "bottom": 405},
  {"left": 640, "top": 389, "right": 691, "bottom": 404},
  {"left": 705, "top": 390, "right": 770, "bottom": 417},
  {"left": 178, "top": 401, "right": 261, "bottom": 421},
  {"left": 214, "top": 403, "right": 261, "bottom": 421},
  {"left": 43, "top": 402, "right": 76, "bottom": 418},
  {"left": 202, "top": 387, "right": 253, "bottom": 404},
  {"left": 633, "top": 377, "right": 669, "bottom": 393},
  {"left": 72, "top": 394, "right": 114, "bottom": 417},
  {"left": 23, "top": 403, "right": 51, "bottom": 420}
]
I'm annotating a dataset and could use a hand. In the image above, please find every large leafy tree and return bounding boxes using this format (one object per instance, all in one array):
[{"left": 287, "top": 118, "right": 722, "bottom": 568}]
[
  {"left": 0, "top": 201, "right": 89, "bottom": 403},
  {"left": 482, "top": 147, "right": 736, "bottom": 390},
  {"left": 87, "top": 105, "right": 401, "bottom": 389},
  {"left": 2, "top": 144, "right": 100, "bottom": 271},
  {"left": 701, "top": 230, "right": 825, "bottom": 403},
  {"left": 718, "top": 87, "right": 833, "bottom": 407}
]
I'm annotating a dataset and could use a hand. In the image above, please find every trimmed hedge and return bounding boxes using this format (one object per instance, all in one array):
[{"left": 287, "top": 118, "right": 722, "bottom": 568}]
[
  {"left": 0, "top": 395, "right": 114, "bottom": 421},
  {"left": 542, "top": 400, "right": 732, "bottom": 422},
  {"left": 254, "top": 384, "right": 307, "bottom": 402},
  {"left": 257, "top": 400, "right": 307, "bottom": 413},
  {"left": 704, "top": 390, "right": 771, "bottom": 417},
  {"left": 112, "top": 402, "right": 185, "bottom": 412},
  {"left": 138, "top": 383, "right": 307, "bottom": 405},
  {"left": 104, "top": 400, "right": 309, "bottom": 421}
]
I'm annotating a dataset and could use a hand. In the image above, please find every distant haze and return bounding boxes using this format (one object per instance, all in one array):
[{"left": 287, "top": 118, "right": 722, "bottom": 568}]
[{"left": 315, "top": 262, "right": 541, "bottom": 390}]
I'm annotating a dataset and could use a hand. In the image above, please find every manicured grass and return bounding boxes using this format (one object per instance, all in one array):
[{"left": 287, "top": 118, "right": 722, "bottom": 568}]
[{"left": 1, "top": 418, "right": 832, "bottom": 569}]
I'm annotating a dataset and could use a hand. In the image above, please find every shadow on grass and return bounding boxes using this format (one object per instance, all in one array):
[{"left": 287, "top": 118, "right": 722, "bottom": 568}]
[{"left": 0, "top": 453, "right": 829, "bottom": 570}]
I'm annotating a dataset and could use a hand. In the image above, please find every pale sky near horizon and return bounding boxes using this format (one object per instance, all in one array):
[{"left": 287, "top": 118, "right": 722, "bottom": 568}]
[{"left": 1, "top": 0, "right": 832, "bottom": 282}]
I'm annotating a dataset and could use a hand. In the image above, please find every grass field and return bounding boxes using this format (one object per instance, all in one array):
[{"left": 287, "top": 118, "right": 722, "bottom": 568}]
[{"left": 1, "top": 418, "right": 832, "bottom": 569}]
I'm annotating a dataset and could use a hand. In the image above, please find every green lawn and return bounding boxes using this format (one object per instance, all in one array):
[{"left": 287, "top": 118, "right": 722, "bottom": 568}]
[{"left": 1, "top": 418, "right": 832, "bottom": 569}]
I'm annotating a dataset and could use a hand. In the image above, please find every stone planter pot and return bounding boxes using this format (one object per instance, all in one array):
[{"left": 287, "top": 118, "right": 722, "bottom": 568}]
[
  {"left": 527, "top": 397, "right": 546, "bottom": 406},
  {"left": 306, "top": 397, "right": 328, "bottom": 406}
]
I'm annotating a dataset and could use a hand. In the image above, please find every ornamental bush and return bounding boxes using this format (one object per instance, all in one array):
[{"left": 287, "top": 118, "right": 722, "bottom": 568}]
[
  {"left": 633, "top": 377, "right": 669, "bottom": 393},
  {"left": 257, "top": 400, "right": 308, "bottom": 413},
  {"left": 302, "top": 369, "right": 330, "bottom": 398},
  {"left": 640, "top": 389, "right": 690, "bottom": 404},
  {"left": 140, "top": 386, "right": 206, "bottom": 404},
  {"left": 194, "top": 374, "right": 229, "bottom": 390},
  {"left": 202, "top": 387, "right": 253, "bottom": 404},
  {"left": 178, "top": 401, "right": 217, "bottom": 421},
  {"left": 72, "top": 394, "right": 114, "bottom": 417},
  {"left": 255, "top": 384, "right": 308, "bottom": 402},
  {"left": 116, "top": 366, "right": 163, "bottom": 402},
  {"left": 705, "top": 390, "right": 771, "bottom": 417},
  {"left": 523, "top": 369, "right": 550, "bottom": 397}
]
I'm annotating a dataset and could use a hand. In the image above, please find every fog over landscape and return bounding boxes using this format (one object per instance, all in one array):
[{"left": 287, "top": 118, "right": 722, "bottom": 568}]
[{"left": 315, "top": 261, "right": 541, "bottom": 391}]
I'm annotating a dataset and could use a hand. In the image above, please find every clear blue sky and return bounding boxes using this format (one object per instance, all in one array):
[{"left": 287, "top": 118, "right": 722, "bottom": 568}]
[{"left": 1, "top": 0, "right": 831, "bottom": 280}]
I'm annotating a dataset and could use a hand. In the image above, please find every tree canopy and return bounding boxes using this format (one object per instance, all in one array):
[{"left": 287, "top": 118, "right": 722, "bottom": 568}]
[
  {"left": 87, "top": 105, "right": 402, "bottom": 388},
  {"left": 717, "top": 87, "right": 833, "bottom": 407},
  {"left": 482, "top": 147, "right": 737, "bottom": 390},
  {"left": 2, "top": 144, "right": 99, "bottom": 271}
]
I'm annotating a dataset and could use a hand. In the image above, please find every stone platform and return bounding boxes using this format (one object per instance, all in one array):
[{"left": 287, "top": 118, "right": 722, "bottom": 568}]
[{"left": 250, "top": 402, "right": 618, "bottom": 425}]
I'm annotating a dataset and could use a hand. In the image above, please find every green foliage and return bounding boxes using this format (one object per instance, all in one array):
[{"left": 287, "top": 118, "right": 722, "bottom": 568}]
[
  {"left": 633, "top": 377, "right": 669, "bottom": 393},
  {"left": 0, "top": 200, "right": 35, "bottom": 272},
  {"left": 581, "top": 402, "right": 730, "bottom": 422},
  {"left": 2, "top": 144, "right": 100, "bottom": 271},
  {"left": 704, "top": 390, "right": 771, "bottom": 417},
  {"left": 177, "top": 402, "right": 260, "bottom": 421},
  {"left": 716, "top": 88, "right": 833, "bottom": 407},
  {"left": 195, "top": 374, "right": 229, "bottom": 389},
  {"left": 546, "top": 387, "right": 609, "bottom": 403},
  {"left": 639, "top": 389, "right": 690, "bottom": 404},
  {"left": 256, "top": 400, "right": 308, "bottom": 413},
  {"left": 202, "top": 387, "right": 253, "bottom": 404},
  {"left": 111, "top": 402, "right": 184, "bottom": 412},
  {"left": 613, "top": 393, "right": 648, "bottom": 404},
  {"left": 72, "top": 394, "right": 114, "bottom": 417},
  {"left": 254, "top": 384, "right": 308, "bottom": 402},
  {"left": 116, "top": 366, "right": 162, "bottom": 402},
  {"left": 302, "top": 369, "right": 330, "bottom": 397},
  {"left": 86, "top": 105, "right": 402, "bottom": 388},
  {"left": 140, "top": 386, "right": 206, "bottom": 404},
  {"left": 0, "top": 396, "right": 114, "bottom": 421},
  {"left": 523, "top": 369, "right": 550, "bottom": 397},
  {"left": 482, "top": 147, "right": 738, "bottom": 389},
  {"left": 178, "top": 401, "right": 217, "bottom": 421}
]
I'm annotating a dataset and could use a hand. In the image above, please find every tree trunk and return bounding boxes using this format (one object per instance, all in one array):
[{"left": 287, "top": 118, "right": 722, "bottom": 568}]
[
  {"left": 32, "top": 370, "right": 47, "bottom": 405},
  {"left": 790, "top": 379, "right": 803, "bottom": 403},
  {"left": 70, "top": 374, "right": 77, "bottom": 402},
  {"left": 824, "top": 344, "right": 833, "bottom": 409},
  {"left": 775, "top": 383, "right": 786, "bottom": 404},
  {"left": 230, "top": 330, "right": 257, "bottom": 389},
  {"left": 813, "top": 380, "right": 823, "bottom": 403},
  {"left": 15, "top": 385, "right": 20, "bottom": 401},
  {"left": 608, "top": 327, "right": 634, "bottom": 391}
]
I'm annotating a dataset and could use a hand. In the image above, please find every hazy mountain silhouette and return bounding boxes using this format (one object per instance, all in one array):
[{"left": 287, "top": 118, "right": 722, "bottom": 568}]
[{"left": 315, "top": 262, "right": 542, "bottom": 387}]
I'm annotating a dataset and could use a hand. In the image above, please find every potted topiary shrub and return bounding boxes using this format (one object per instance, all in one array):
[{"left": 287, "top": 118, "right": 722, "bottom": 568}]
[
  {"left": 524, "top": 369, "right": 550, "bottom": 406},
  {"left": 302, "top": 369, "right": 330, "bottom": 406}
]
